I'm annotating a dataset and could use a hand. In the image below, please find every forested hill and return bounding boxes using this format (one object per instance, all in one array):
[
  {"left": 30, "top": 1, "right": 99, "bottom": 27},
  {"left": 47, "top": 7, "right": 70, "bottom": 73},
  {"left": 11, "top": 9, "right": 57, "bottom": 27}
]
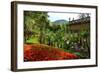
[{"left": 53, "top": 19, "right": 69, "bottom": 25}]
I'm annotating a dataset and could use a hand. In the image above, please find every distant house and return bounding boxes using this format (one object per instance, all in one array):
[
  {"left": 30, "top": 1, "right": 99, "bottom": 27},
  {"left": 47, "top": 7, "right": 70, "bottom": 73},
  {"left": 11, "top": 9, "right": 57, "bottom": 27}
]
[{"left": 69, "top": 16, "right": 90, "bottom": 32}]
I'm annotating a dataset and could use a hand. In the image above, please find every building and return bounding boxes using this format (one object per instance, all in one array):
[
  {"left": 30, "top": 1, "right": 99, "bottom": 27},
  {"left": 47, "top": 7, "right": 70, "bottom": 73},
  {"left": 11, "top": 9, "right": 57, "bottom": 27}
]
[{"left": 69, "top": 16, "right": 90, "bottom": 32}]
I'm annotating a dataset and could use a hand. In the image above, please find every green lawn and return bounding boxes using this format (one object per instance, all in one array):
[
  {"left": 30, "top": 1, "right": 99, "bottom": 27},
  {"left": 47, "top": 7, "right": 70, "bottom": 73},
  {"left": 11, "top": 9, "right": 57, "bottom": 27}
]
[{"left": 26, "top": 37, "right": 39, "bottom": 44}]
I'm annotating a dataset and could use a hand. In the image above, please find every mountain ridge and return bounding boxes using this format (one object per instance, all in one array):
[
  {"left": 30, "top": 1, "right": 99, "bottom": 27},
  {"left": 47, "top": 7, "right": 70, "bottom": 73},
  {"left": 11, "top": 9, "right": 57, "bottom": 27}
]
[{"left": 52, "top": 19, "right": 69, "bottom": 25}]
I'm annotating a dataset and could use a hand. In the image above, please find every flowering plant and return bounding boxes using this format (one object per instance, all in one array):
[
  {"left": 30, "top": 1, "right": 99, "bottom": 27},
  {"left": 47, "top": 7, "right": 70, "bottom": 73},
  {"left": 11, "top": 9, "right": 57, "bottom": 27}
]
[{"left": 24, "top": 44, "right": 78, "bottom": 61}]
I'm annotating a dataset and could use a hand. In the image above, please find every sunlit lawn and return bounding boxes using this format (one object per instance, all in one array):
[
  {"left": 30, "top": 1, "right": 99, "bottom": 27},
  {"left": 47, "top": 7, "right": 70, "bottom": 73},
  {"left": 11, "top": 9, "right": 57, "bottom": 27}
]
[{"left": 26, "top": 37, "right": 39, "bottom": 44}]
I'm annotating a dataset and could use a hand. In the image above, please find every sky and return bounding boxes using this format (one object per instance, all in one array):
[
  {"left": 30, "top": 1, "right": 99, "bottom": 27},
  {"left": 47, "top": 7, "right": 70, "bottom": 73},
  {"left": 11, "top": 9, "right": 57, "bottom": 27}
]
[{"left": 48, "top": 12, "right": 80, "bottom": 22}]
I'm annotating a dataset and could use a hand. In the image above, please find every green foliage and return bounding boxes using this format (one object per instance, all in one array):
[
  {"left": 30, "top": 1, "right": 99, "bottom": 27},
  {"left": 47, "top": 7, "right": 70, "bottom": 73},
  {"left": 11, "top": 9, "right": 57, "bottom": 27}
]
[
  {"left": 24, "top": 11, "right": 90, "bottom": 59},
  {"left": 24, "top": 11, "right": 49, "bottom": 43}
]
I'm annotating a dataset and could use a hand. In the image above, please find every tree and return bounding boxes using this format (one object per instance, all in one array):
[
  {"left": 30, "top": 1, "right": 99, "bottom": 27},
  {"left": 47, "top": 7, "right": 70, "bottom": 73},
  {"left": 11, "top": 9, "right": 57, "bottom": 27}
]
[
  {"left": 24, "top": 11, "right": 36, "bottom": 43},
  {"left": 24, "top": 11, "right": 50, "bottom": 44},
  {"left": 78, "top": 13, "right": 90, "bottom": 19},
  {"left": 34, "top": 12, "right": 49, "bottom": 44}
]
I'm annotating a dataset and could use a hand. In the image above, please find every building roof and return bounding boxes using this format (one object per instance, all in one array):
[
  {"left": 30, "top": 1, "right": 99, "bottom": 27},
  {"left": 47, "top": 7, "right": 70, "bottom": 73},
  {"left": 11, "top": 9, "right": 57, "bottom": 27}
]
[{"left": 69, "top": 16, "right": 90, "bottom": 25}]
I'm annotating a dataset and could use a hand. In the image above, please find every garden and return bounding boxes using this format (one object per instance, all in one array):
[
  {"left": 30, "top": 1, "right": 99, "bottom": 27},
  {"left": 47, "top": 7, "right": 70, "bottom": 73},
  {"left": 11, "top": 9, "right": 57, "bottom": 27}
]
[{"left": 24, "top": 11, "right": 90, "bottom": 61}]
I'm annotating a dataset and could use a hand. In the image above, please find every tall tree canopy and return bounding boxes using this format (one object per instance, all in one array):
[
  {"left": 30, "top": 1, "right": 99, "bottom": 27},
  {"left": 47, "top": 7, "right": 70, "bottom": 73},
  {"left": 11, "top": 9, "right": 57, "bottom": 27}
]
[{"left": 24, "top": 11, "right": 50, "bottom": 43}]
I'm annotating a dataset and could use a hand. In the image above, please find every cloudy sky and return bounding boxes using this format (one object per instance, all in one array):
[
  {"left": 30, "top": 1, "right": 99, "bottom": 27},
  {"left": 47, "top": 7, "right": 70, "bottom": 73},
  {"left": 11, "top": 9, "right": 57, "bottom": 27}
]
[{"left": 48, "top": 12, "right": 80, "bottom": 22}]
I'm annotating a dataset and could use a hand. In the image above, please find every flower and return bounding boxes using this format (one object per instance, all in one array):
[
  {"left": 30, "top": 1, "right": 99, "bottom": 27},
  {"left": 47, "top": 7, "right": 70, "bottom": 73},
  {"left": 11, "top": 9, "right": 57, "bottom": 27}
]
[{"left": 24, "top": 44, "right": 78, "bottom": 61}]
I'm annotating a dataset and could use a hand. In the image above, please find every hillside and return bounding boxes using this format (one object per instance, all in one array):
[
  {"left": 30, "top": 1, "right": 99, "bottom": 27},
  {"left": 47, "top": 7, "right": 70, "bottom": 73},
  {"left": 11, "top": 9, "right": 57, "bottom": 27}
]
[{"left": 53, "top": 19, "right": 69, "bottom": 25}]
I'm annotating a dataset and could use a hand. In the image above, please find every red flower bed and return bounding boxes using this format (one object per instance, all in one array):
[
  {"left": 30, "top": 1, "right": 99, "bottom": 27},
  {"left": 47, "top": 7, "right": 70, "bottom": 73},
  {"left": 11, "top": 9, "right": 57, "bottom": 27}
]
[{"left": 24, "top": 44, "right": 78, "bottom": 61}]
